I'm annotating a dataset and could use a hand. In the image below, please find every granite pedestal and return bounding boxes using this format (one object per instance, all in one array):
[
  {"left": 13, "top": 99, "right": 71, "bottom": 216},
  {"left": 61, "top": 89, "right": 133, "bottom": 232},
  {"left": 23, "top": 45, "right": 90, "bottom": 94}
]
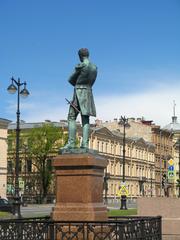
[
  {"left": 137, "top": 197, "right": 180, "bottom": 240},
  {"left": 51, "top": 152, "right": 108, "bottom": 221}
]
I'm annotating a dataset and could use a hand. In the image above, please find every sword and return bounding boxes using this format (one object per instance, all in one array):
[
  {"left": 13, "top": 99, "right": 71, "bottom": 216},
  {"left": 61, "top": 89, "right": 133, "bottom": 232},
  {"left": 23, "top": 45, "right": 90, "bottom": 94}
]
[{"left": 65, "top": 98, "right": 80, "bottom": 113}]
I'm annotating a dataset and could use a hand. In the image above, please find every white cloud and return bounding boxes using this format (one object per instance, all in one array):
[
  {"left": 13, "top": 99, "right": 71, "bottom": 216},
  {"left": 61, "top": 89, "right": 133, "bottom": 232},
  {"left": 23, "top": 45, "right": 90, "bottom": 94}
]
[
  {"left": 95, "top": 84, "right": 180, "bottom": 127},
  {"left": 24, "top": 106, "right": 68, "bottom": 122},
  {"left": 7, "top": 83, "right": 180, "bottom": 128}
]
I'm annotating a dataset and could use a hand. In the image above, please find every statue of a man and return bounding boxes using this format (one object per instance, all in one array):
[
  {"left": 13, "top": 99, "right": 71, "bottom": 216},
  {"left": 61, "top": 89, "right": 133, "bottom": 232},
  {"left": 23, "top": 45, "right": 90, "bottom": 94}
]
[{"left": 64, "top": 48, "right": 97, "bottom": 150}]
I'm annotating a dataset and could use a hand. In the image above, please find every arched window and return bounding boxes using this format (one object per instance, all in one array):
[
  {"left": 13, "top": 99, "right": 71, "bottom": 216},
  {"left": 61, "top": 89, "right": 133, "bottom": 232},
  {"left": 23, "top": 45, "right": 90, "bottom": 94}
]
[
  {"left": 105, "top": 142, "right": 108, "bottom": 153},
  {"left": 111, "top": 144, "right": 113, "bottom": 154},
  {"left": 128, "top": 165, "right": 130, "bottom": 176},
  {"left": 120, "top": 146, "right": 122, "bottom": 156},
  {"left": 97, "top": 141, "right": 99, "bottom": 151},
  {"left": 101, "top": 142, "right": 104, "bottom": 152}
]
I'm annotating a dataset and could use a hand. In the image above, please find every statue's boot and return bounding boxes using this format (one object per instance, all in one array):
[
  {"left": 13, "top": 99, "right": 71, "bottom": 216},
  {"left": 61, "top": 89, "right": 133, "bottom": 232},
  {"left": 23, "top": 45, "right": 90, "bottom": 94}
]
[
  {"left": 81, "top": 116, "right": 90, "bottom": 149},
  {"left": 63, "top": 119, "right": 76, "bottom": 149}
]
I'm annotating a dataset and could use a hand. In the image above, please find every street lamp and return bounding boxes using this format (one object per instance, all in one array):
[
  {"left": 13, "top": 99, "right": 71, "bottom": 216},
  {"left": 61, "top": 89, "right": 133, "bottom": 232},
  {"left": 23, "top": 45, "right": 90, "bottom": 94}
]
[
  {"left": 118, "top": 116, "right": 129, "bottom": 210},
  {"left": 104, "top": 168, "right": 110, "bottom": 205},
  {"left": 7, "top": 77, "right": 29, "bottom": 218},
  {"left": 150, "top": 167, "right": 153, "bottom": 197}
]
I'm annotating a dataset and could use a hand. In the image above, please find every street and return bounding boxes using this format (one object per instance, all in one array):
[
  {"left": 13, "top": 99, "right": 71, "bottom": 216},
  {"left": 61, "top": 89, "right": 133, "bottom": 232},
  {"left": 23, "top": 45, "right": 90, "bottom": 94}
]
[{"left": 21, "top": 204, "right": 54, "bottom": 218}]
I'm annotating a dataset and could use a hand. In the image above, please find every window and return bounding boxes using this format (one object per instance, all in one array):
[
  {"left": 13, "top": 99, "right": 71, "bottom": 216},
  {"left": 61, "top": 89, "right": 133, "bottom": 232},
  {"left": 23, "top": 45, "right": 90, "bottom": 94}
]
[
  {"left": 105, "top": 143, "right": 108, "bottom": 153},
  {"left": 111, "top": 144, "right": 113, "bottom": 154},
  {"left": 97, "top": 141, "right": 99, "bottom": 151},
  {"left": 142, "top": 151, "right": 144, "bottom": 159},
  {"left": 139, "top": 168, "right": 142, "bottom": 177},
  {"left": 119, "top": 146, "right": 122, "bottom": 156},
  {"left": 7, "top": 161, "right": 13, "bottom": 173},
  {"left": 116, "top": 162, "right": 120, "bottom": 175},
  {"left": 111, "top": 162, "right": 114, "bottom": 175},
  {"left": 136, "top": 167, "right": 138, "bottom": 176},
  {"left": 128, "top": 148, "right": 130, "bottom": 157},
  {"left": 101, "top": 142, "right": 104, "bottom": 152},
  {"left": 120, "top": 164, "right": 122, "bottom": 175},
  {"left": 114, "top": 145, "right": 116, "bottom": 155}
]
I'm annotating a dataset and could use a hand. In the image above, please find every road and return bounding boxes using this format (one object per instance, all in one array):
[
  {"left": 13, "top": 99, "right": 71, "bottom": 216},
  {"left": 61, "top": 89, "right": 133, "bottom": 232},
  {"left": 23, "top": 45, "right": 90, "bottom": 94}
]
[{"left": 21, "top": 204, "right": 54, "bottom": 218}]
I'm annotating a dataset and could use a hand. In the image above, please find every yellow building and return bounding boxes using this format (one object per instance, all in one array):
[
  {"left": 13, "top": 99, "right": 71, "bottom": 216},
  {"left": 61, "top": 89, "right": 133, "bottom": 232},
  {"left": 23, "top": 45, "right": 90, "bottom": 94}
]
[
  {"left": 100, "top": 118, "right": 173, "bottom": 197},
  {"left": 87, "top": 126, "right": 156, "bottom": 200},
  {"left": 0, "top": 118, "right": 11, "bottom": 198}
]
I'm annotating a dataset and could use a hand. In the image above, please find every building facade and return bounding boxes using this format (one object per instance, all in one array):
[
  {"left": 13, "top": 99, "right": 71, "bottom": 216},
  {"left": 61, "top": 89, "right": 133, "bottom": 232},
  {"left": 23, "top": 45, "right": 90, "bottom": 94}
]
[
  {"left": 83, "top": 126, "right": 156, "bottom": 199},
  {"left": 100, "top": 117, "right": 173, "bottom": 197},
  {"left": 163, "top": 115, "right": 180, "bottom": 197},
  {"left": 7, "top": 120, "right": 156, "bottom": 202},
  {"left": 0, "top": 118, "right": 11, "bottom": 198}
]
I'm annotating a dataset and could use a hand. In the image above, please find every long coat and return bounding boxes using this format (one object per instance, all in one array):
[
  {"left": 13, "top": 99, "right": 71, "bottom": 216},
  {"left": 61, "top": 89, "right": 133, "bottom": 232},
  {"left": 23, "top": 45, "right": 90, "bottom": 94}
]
[{"left": 68, "top": 60, "right": 97, "bottom": 117}]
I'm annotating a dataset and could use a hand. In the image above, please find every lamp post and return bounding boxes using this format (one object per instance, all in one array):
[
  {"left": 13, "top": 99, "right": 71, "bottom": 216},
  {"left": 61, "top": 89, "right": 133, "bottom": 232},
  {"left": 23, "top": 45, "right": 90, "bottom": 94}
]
[
  {"left": 104, "top": 169, "right": 110, "bottom": 205},
  {"left": 150, "top": 166, "right": 153, "bottom": 197},
  {"left": 7, "top": 77, "right": 29, "bottom": 218},
  {"left": 118, "top": 116, "right": 129, "bottom": 210}
]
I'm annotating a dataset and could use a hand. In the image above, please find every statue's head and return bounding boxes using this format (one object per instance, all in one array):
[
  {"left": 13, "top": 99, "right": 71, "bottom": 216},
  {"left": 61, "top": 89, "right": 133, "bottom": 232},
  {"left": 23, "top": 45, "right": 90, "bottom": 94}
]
[{"left": 78, "top": 48, "right": 89, "bottom": 62}]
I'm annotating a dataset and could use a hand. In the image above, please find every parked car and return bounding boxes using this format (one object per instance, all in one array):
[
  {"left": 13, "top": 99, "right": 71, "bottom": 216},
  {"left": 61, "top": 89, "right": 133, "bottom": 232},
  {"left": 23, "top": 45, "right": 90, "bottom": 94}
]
[{"left": 0, "top": 198, "right": 14, "bottom": 214}]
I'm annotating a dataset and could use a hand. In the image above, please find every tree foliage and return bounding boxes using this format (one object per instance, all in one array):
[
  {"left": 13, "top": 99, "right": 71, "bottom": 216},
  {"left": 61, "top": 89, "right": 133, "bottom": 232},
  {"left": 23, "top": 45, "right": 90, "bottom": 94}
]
[{"left": 27, "top": 123, "right": 66, "bottom": 203}]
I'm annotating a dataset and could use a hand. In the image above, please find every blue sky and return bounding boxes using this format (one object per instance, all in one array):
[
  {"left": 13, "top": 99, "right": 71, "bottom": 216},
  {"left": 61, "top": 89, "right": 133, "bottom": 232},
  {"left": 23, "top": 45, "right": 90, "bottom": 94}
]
[{"left": 0, "top": 0, "right": 180, "bottom": 126}]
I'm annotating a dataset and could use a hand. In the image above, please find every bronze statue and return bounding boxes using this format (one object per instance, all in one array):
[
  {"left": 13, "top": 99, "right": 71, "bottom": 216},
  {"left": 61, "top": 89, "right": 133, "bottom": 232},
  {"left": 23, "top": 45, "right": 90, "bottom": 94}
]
[{"left": 63, "top": 48, "right": 97, "bottom": 150}]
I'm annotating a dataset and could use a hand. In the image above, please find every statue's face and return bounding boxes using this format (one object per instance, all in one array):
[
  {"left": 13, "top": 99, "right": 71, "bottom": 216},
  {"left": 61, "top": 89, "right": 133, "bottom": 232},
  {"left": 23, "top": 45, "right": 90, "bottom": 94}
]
[{"left": 79, "top": 54, "right": 89, "bottom": 62}]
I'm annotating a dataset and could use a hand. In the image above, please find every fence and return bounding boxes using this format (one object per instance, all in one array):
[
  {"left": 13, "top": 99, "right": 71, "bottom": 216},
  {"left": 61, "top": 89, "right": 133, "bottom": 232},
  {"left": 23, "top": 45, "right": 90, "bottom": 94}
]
[{"left": 0, "top": 216, "right": 162, "bottom": 240}]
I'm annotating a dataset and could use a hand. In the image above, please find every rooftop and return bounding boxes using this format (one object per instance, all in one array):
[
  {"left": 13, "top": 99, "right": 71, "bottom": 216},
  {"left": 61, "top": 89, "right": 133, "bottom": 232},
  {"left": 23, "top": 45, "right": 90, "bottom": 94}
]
[
  {"left": 8, "top": 120, "right": 68, "bottom": 130},
  {"left": 163, "top": 116, "right": 180, "bottom": 132}
]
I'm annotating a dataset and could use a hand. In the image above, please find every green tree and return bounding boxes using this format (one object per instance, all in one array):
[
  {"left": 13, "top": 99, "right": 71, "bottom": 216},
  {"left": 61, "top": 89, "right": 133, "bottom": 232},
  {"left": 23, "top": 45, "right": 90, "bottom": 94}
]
[{"left": 27, "top": 123, "right": 66, "bottom": 203}]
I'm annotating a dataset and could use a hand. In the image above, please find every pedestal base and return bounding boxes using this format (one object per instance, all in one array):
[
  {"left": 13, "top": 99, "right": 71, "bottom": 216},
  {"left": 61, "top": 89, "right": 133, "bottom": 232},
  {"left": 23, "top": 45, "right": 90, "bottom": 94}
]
[
  {"left": 51, "top": 153, "right": 108, "bottom": 221},
  {"left": 52, "top": 203, "right": 107, "bottom": 221}
]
